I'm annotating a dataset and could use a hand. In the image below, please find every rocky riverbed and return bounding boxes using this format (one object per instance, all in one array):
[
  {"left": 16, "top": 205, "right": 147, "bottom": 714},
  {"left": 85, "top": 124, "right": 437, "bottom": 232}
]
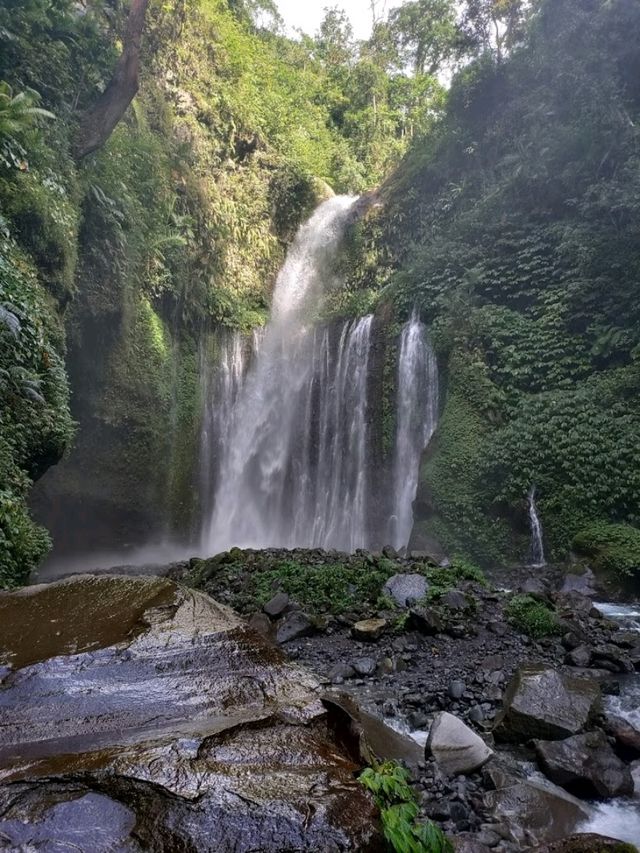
[{"left": 4, "top": 550, "right": 639, "bottom": 851}]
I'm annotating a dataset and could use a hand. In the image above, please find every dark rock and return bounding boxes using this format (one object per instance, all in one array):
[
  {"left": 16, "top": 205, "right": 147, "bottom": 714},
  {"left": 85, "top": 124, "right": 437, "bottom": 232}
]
[
  {"left": 263, "top": 591, "right": 290, "bottom": 617},
  {"left": 382, "top": 573, "right": 428, "bottom": 607},
  {"left": 488, "top": 621, "right": 509, "bottom": 637},
  {"left": 494, "top": 666, "right": 600, "bottom": 742},
  {"left": 353, "top": 657, "right": 377, "bottom": 677},
  {"left": 560, "top": 570, "right": 597, "bottom": 597},
  {"left": 448, "top": 680, "right": 466, "bottom": 700},
  {"left": 592, "top": 644, "right": 635, "bottom": 673},
  {"left": 329, "top": 663, "right": 356, "bottom": 683},
  {"left": 409, "top": 606, "right": 445, "bottom": 634},
  {"left": 409, "top": 710, "right": 429, "bottom": 730},
  {"left": 0, "top": 576, "right": 382, "bottom": 852},
  {"left": 441, "top": 589, "right": 470, "bottom": 611},
  {"left": 555, "top": 591, "right": 594, "bottom": 615},
  {"left": 452, "top": 835, "right": 491, "bottom": 853},
  {"left": 521, "top": 578, "right": 551, "bottom": 599},
  {"left": 469, "top": 705, "right": 485, "bottom": 723},
  {"left": 427, "top": 712, "right": 493, "bottom": 776},
  {"left": 565, "top": 644, "right": 592, "bottom": 668},
  {"left": 537, "top": 834, "right": 640, "bottom": 852},
  {"left": 277, "top": 611, "right": 315, "bottom": 643},
  {"left": 408, "top": 550, "right": 440, "bottom": 565},
  {"left": 603, "top": 714, "right": 640, "bottom": 756},
  {"left": 382, "top": 545, "right": 399, "bottom": 559},
  {"left": 534, "top": 730, "right": 634, "bottom": 799},
  {"left": 484, "top": 778, "right": 589, "bottom": 846},
  {"left": 352, "top": 618, "right": 388, "bottom": 641},
  {"left": 248, "top": 611, "right": 273, "bottom": 639}
]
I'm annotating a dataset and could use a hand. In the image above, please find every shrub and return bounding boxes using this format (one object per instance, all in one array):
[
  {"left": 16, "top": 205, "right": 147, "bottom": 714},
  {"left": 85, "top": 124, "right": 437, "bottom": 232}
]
[
  {"left": 506, "top": 594, "right": 558, "bottom": 639},
  {"left": 359, "top": 761, "right": 453, "bottom": 853},
  {"left": 573, "top": 522, "right": 640, "bottom": 580}
]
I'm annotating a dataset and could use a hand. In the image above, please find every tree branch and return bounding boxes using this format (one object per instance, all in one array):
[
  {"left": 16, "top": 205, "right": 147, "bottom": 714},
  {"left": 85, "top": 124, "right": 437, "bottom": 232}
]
[{"left": 75, "top": 0, "right": 149, "bottom": 160}]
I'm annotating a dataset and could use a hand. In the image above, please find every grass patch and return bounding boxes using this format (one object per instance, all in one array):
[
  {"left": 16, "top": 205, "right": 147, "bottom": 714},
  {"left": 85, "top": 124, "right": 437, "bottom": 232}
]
[{"left": 506, "top": 594, "right": 558, "bottom": 639}]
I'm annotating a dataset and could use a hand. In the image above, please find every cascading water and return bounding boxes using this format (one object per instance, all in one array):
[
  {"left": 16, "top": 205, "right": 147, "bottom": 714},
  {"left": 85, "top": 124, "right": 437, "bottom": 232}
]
[
  {"left": 389, "top": 311, "right": 439, "bottom": 550},
  {"left": 527, "top": 486, "right": 546, "bottom": 567},
  {"left": 198, "top": 330, "right": 251, "bottom": 527},
  {"left": 200, "top": 196, "right": 439, "bottom": 555}
]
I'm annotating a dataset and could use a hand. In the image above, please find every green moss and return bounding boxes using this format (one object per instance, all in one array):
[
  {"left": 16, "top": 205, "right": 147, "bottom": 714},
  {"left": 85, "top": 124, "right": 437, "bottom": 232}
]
[
  {"left": 573, "top": 522, "right": 640, "bottom": 580},
  {"left": 506, "top": 594, "right": 559, "bottom": 639}
]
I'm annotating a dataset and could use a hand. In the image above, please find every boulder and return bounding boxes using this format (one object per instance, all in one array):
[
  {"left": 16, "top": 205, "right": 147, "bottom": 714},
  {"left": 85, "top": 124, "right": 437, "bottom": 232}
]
[
  {"left": 484, "top": 778, "right": 589, "bottom": 846},
  {"left": 427, "top": 712, "right": 493, "bottom": 776},
  {"left": 604, "top": 713, "right": 640, "bottom": 756},
  {"left": 276, "top": 611, "right": 315, "bottom": 643},
  {"left": 263, "top": 591, "right": 289, "bottom": 617},
  {"left": 560, "top": 570, "right": 597, "bottom": 597},
  {"left": 441, "top": 589, "right": 470, "bottom": 611},
  {"left": 409, "top": 606, "right": 445, "bottom": 635},
  {"left": 534, "top": 731, "right": 634, "bottom": 799},
  {"left": 565, "top": 644, "right": 592, "bottom": 668},
  {"left": 352, "top": 618, "right": 388, "bottom": 641},
  {"left": 353, "top": 657, "right": 377, "bottom": 677},
  {"left": 538, "top": 834, "right": 639, "bottom": 852},
  {"left": 0, "top": 576, "right": 382, "bottom": 852},
  {"left": 494, "top": 666, "right": 600, "bottom": 742},
  {"left": 382, "top": 573, "right": 428, "bottom": 607}
]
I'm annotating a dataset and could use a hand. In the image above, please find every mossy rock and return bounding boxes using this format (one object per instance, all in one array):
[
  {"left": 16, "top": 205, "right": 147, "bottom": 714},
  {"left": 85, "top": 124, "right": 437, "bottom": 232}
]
[{"left": 573, "top": 523, "right": 640, "bottom": 583}]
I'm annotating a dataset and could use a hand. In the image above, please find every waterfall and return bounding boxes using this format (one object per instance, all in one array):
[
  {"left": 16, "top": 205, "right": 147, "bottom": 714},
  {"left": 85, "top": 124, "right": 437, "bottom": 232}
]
[
  {"left": 389, "top": 310, "right": 439, "bottom": 550},
  {"left": 202, "top": 196, "right": 370, "bottom": 553},
  {"left": 199, "top": 196, "right": 440, "bottom": 555},
  {"left": 527, "top": 486, "right": 546, "bottom": 567},
  {"left": 198, "top": 330, "right": 250, "bottom": 527}
]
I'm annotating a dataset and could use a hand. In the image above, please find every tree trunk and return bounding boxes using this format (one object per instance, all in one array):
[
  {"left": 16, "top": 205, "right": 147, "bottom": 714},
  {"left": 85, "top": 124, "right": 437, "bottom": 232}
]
[{"left": 75, "top": 0, "right": 149, "bottom": 160}]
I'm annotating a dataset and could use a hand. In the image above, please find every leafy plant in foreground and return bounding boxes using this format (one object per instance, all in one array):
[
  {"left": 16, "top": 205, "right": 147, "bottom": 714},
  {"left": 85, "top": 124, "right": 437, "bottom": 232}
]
[
  {"left": 359, "top": 761, "right": 453, "bottom": 853},
  {"left": 506, "top": 594, "right": 558, "bottom": 639}
]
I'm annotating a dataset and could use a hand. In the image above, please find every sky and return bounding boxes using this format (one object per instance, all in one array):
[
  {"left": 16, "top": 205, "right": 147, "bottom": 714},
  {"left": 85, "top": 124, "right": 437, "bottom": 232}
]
[{"left": 275, "top": 0, "right": 377, "bottom": 40}]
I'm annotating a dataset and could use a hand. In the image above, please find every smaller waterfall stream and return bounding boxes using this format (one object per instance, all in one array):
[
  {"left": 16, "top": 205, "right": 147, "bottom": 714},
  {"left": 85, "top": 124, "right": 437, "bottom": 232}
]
[
  {"left": 527, "top": 486, "right": 546, "bottom": 567},
  {"left": 389, "top": 311, "right": 439, "bottom": 550}
]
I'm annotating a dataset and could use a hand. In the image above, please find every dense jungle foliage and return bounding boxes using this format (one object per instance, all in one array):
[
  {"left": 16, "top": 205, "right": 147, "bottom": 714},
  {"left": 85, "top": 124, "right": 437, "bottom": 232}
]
[
  {"left": 347, "top": 0, "right": 640, "bottom": 569},
  {"left": 0, "top": 0, "right": 450, "bottom": 582}
]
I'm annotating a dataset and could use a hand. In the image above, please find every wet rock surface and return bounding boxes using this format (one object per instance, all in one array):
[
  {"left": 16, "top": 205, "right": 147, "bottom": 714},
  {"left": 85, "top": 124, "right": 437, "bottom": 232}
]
[
  {"left": 494, "top": 666, "right": 601, "bottom": 742},
  {"left": 534, "top": 731, "right": 634, "bottom": 799},
  {"left": 0, "top": 575, "right": 383, "bottom": 852}
]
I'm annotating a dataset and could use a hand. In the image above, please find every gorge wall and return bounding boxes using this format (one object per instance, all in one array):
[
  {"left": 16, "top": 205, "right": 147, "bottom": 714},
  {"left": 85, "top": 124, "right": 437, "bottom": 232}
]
[{"left": 343, "top": 0, "right": 640, "bottom": 571}]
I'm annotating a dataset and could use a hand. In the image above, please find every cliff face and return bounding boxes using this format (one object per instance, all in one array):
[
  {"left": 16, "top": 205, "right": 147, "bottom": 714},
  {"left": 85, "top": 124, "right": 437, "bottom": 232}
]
[
  {"left": 0, "top": 0, "right": 371, "bottom": 580},
  {"left": 344, "top": 0, "right": 640, "bottom": 568}
]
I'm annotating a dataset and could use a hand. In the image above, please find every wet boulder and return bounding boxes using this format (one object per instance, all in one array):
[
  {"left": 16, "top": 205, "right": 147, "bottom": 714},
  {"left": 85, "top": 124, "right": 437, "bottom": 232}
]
[
  {"left": 537, "top": 834, "right": 639, "bottom": 852},
  {"left": 382, "top": 573, "right": 428, "bottom": 607},
  {"left": 534, "top": 731, "right": 634, "bottom": 799},
  {"left": 0, "top": 575, "right": 383, "bottom": 852},
  {"left": 484, "top": 777, "right": 590, "bottom": 846},
  {"left": 494, "top": 666, "right": 600, "bottom": 742},
  {"left": 427, "top": 712, "right": 493, "bottom": 777}
]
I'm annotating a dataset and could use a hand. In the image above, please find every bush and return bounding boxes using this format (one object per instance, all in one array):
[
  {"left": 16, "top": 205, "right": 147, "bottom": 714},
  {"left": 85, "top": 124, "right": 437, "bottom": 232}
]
[
  {"left": 573, "top": 522, "right": 640, "bottom": 580},
  {"left": 506, "top": 594, "right": 558, "bottom": 639},
  {"left": 359, "top": 761, "right": 453, "bottom": 853},
  {"left": 250, "top": 557, "right": 401, "bottom": 614}
]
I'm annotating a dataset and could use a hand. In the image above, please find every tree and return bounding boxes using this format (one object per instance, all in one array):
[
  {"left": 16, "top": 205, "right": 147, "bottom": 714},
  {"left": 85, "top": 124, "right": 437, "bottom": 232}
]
[
  {"left": 460, "top": 0, "right": 529, "bottom": 61},
  {"left": 75, "top": 0, "right": 149, "bottom": 159},
  {"left": 315, "top": 7, "right": 355, "bottom": 68},
  {"left": 388, "top": 0, "right": 459, "bottom": 76}
]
